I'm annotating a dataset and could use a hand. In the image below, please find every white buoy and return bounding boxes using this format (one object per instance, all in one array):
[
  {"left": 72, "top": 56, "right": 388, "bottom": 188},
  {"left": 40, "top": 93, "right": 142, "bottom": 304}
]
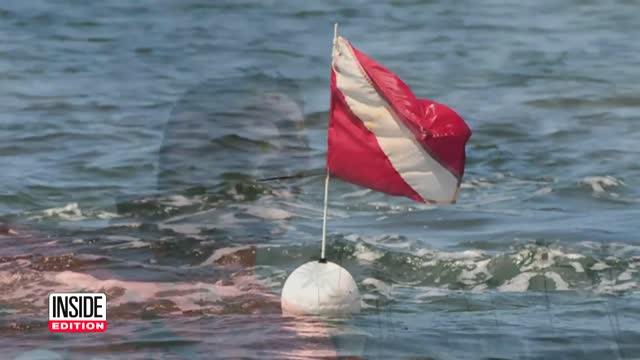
[{"left": 281, "top": 260, "right": 360, "bottom": 316}]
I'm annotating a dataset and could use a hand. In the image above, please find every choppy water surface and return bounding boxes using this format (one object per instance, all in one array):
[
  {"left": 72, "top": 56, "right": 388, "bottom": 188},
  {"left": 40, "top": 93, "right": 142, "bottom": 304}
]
[{"left": 1, "top": 0, "right": 640, "bottom": 359}]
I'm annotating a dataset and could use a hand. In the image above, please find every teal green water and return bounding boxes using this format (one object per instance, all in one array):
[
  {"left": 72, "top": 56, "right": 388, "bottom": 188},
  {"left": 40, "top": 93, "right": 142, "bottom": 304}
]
[{"left": 1, "top": 1, "right": 640, "bottom": 359}]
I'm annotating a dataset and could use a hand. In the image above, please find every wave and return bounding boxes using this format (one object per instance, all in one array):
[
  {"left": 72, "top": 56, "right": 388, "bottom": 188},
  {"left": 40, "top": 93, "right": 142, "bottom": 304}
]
[
  {"left": 28, "top": 203, "right": 119, "bottom": 222},
  {"left": 341, "top": 234, "right": 639, "bottom": 298},
  {"left": 578, "top": 175, "right": 624, "bottom": 193}
]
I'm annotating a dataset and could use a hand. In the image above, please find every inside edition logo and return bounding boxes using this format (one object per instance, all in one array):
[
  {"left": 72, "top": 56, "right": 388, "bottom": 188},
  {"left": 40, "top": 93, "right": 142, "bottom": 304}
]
[{"left": 48, "top": 293, "right": 107, "bottom": 332}]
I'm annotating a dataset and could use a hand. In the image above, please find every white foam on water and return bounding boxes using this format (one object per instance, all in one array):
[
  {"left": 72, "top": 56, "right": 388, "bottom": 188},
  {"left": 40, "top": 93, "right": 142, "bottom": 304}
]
[
  {"left": 344, "top": 233, "right": 413, "bottom": 250},
  {"left": 565, "top": 253, "right": 585, "bottom": 260},
  {"left": 367, "top": 202, "right": 399, "bottom": 211},
  {"left": 545, "top": 271, "right": 569, "bottom": 290},
  {"left": 103, "top": 241, "right": 150, "bottom": 250},
  {"left": 40, "top": 203, "right": 85, "bottom": 221},
  {"left": 344, "top": 238, "right": 640, "bottom": 297},
  {"left": 416, "top": 248, "right": 485, "bottom": 261},
  {"left": 268, "top": 189, "right": 297, "bottom": 201},
  {"left": 29, "top": 203, "right": 119, "bottom": 221},
  {"left": 460, "top": 177, "right": 494, "bottom": 189},
  {"left": 365, "top": 201, "right": 434, "bottom": 214},
  {"left": 97, "top": 235, "right": 150, "bottom": 250},
  {"left": 234, "top": 204, "right": 293, "bottom": 220},
  {"left": 201, "top": 246, "right": 254, "bottom": 266},
  {"left": 343, "top": 237, "right": 640, "bottom": 296},
  {"left": 517, "top": 248, "right": 565, "bottom": 272},
  {"left": 458, "top": 259, "right": 491, "bottom": 286},
  {"left": 339, "top": 188, "right": 372, "bottom": 199},
  {"left": 96, "top": 211, "right": 119, "bottom": 220},
  {"left": 591, "top": 262, "right": 611, "bottom": 271},
  {"left": 595, "top": 279, "right": 638, "bottom": 295},
  {"left": 361, "top": 278, "right": 391, "bottom": 297},
  {"left": 438, "top": 249, "right": 485, "bottom": 260},
  {"left": 353, "top": 243, "right": 383, "bottom": 263},
  {"left": 110, "top": 222, "right": 143, "bottom": 229},
  {"left": 104, "top": 235, "right": 139, "bottom": 242},
  {"left": 579, "top": 175, "right": 624, "bottom": 193},
  {"left": 534, "top": 187, "right": 553, "bottom": 195},
  {"left": 498, "top": 272, "right": 536, "bottom": 292},
  {"left": 160, "top": 195, "right": 200, "bottom": 208},
  {"left": 158, "top": 222, "right": 212, "bottom": 235},
  {"left": 344, "top": 234, "right": 360, "bottom": 243},
  {"left": 570, "top": 262, "right": 585, "bottom": 273},
  {"left": 618, "top": 270, "right": 634, "bottom": 281},
  {"left": 414, "top": 286, "right": 453, "bottom": 299},
  {"left": 421, "top": 259, "right": 438, "bottom": 267}
]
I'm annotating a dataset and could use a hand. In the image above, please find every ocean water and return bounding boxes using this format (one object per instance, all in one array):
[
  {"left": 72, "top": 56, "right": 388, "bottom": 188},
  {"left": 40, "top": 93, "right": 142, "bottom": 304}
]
[{"left": 1, "top": 0, "right": 640, "bottom": 359}]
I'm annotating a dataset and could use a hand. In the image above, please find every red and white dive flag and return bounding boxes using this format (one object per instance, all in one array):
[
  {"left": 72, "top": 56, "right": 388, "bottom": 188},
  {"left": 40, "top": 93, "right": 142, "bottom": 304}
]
[{"left": 327, "top": 35, "right": 471, "bottom": 204}]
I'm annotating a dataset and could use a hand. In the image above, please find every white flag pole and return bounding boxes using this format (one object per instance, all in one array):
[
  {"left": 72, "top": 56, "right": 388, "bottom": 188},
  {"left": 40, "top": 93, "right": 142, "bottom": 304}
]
[
  {"left": 320, "top": 23, "right": 338, "bottom": 263},
  {"left": 319, "top": 171, "right": 330, "bottom": 262}
]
